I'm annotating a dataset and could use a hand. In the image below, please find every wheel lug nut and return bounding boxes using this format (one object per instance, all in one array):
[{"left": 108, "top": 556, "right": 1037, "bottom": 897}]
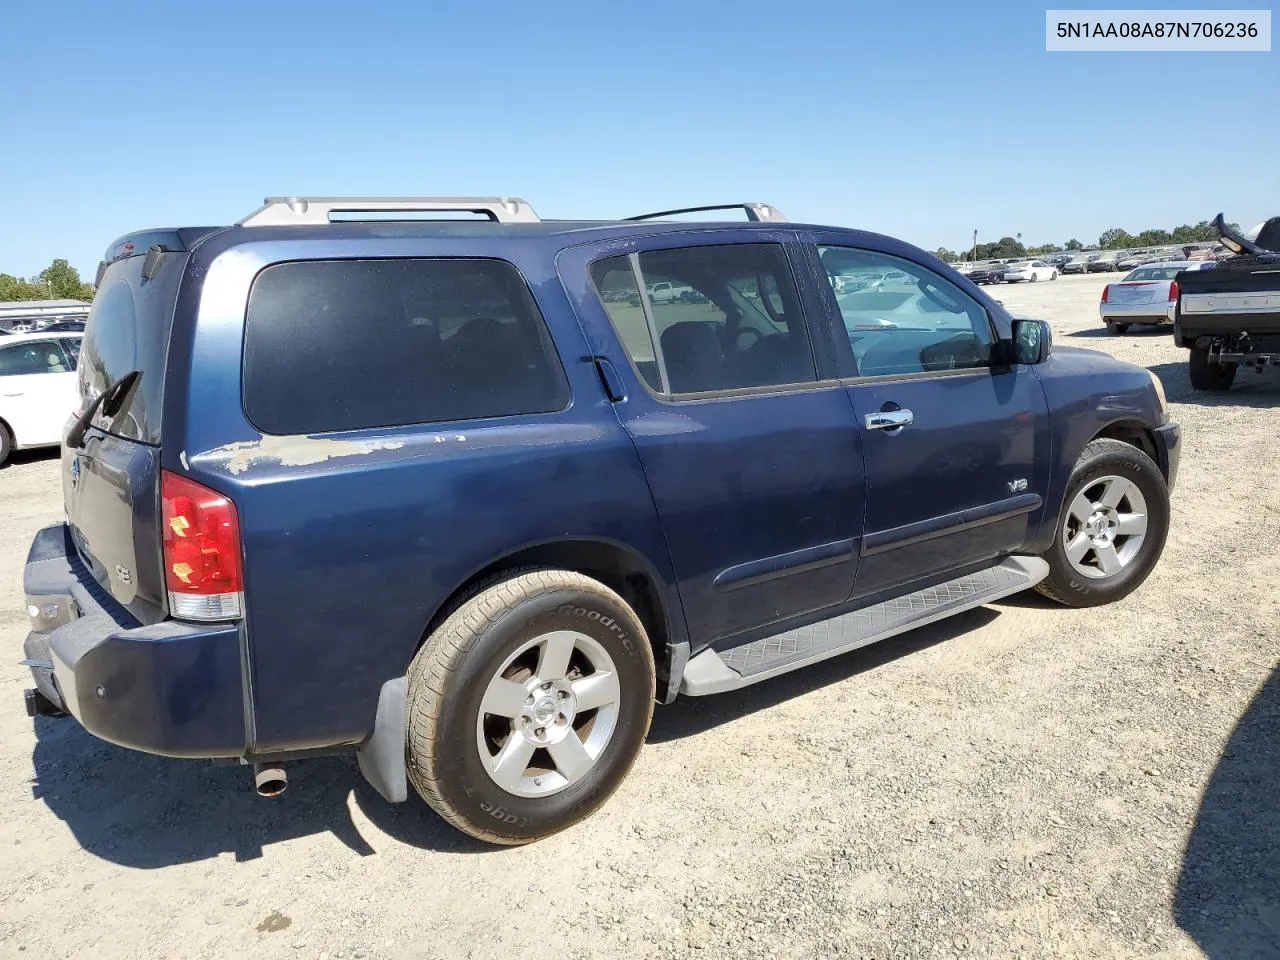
[
  {"left": 535, "top": 727, "right": 545, "bottom": 738},
  {"left": 534, "top": 777, "right": 543, "bottom": 787},
  {"left": 557, "top": 690, "right": 569, "bottom": 700}
]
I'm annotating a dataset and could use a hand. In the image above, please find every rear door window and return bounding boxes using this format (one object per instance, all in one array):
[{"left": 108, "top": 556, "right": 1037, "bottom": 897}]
[
  {"left": 59, "top": 337, "right": 81, "bottom": 368},
  {"left": 589, "top": 243, "right": 817, "bottom": 396},
  {"left": 243, "top": 258, "right": 570, "bottom": 435}
]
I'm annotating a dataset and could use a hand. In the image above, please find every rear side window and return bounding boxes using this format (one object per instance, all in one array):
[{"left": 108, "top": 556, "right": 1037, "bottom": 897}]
[
  {"left": 243, "top": 259, "right": 569, "bottom": 435},
  {"left": 0, "top": 340, "right": 71, "bottom": 376},
  {"left": 589, "top": 243, "right": 816, "bottom": 396}
]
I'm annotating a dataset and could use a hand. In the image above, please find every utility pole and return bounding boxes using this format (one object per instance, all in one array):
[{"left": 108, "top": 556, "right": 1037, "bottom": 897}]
[{"left": 972, "top": 229, "right": 978, "bottom": 262}]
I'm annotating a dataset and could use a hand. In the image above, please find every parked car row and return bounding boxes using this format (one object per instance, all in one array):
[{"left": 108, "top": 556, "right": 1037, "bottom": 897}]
[
  {"left": 959, "top": 243, "right": 1227, "bottom": 280},
  {"left": 958, "top": 258, "right": 1059, "bottom": 284},
  {"left": 4, "top": 318, "right": 87, "bottom": 334}
]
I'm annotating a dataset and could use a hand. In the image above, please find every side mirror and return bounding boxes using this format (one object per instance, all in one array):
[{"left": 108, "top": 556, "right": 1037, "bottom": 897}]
[{"left": 1012, "top": 318, "right": 1052, "bottom": 364}]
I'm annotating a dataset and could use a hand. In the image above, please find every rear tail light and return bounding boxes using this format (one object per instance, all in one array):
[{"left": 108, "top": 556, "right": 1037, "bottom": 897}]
[
  {"left": 1101, "top": 285, "right": 1110, "bottom": 303},
  {"left": 161, "top": 470, "right": 244, "bottom": 621},
  {"left": 1168, "top": 279, "right": 1179, "bottom": 302}
]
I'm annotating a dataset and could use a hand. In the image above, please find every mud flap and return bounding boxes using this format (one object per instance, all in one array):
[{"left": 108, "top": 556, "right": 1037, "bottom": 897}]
[{"left": 355, "top": 676, "right": 408, "bottom": 802}]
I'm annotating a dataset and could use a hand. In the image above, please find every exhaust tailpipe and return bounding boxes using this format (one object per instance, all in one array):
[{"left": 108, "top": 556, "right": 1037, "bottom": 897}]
[{"left": 253, "top": 763, "right": 288, "bottom": 798}]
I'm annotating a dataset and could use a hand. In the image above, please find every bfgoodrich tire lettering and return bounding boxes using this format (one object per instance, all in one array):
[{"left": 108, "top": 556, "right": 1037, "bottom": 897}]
[
  {"left": 405, "top": 569, "right": 655, "bottom": 845},
  {"left": 1036, "top": 438, "right": 1170, "bottom": 608}
]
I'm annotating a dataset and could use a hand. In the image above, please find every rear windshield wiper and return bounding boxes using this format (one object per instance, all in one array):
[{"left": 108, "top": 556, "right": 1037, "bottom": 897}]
[{"left": 66, "top": 370, "right": 140, "bottom": 450}]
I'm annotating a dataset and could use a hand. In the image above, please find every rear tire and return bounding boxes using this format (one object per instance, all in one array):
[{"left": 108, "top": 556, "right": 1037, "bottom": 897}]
[
  {"left": 1036, "top": 439, "right": 1169, "bottom": 608},
  {"left": 405, "top": 569, "right": 656, "bottom": 845},
  {"left": 1188, "top": 346, "right": 1237, "bottom": 391}
]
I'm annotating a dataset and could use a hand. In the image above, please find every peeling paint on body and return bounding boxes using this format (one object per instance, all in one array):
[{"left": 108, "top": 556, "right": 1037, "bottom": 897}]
[{"left": 202, "top": 434, "right": 405, "bottom": 475}]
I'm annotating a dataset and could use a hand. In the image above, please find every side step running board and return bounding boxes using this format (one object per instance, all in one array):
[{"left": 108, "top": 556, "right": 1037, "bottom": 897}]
[{"left": 678, "top": 557, "right": 1048, "bottom": 696}]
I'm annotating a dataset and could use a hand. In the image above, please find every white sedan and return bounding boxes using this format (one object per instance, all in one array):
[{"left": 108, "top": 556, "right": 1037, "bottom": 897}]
[
  {"left": 1003, "top": 260, "right": 1058, "bottom": 283},
  {"left": 0, "top": 332, "right": 82, "bottom": 465}
]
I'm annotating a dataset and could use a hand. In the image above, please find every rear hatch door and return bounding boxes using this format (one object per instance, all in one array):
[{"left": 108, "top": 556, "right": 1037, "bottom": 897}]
[{"left": 63, "top": 239, "right": 194, "bottom": 624}]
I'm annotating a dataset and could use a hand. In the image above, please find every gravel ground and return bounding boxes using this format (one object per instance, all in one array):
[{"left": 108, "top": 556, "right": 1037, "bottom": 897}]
[{"left": 0, "top": 272, "right": 1276, "bottom": 960}]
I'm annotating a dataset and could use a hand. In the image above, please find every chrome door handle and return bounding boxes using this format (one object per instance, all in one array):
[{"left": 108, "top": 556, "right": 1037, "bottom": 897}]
[{"left": 865, "top": 409, "right": 914, "bottom": 430}]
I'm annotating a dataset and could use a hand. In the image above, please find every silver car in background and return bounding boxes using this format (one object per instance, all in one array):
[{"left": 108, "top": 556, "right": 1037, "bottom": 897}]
[{"left": 1099, "top": 261, "right": 1216, "bottom": 334}]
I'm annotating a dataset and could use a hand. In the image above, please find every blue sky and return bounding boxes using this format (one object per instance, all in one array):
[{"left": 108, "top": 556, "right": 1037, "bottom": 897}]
[{"left": 1, "top": 0, "right": 1276, "bottom": 279}]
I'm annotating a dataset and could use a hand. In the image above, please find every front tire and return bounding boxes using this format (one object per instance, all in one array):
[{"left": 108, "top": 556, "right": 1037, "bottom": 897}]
[
  {"left": 0, "top": 421, "right": 12, "bottom": 467},
  {"left": 1188, "top": 345, "right": 1237, "bottom": 391},
  {"left": 406, "top": 569, "right": 656, "bottom": 845},
  {"left": 1036, "top": 439, "right": 1169, "bottom": 608}
]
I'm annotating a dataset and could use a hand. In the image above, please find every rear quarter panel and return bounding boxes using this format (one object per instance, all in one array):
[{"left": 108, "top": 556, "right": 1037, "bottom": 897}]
[{"left": 167, "top": 235, "right": 679, "bottom": 753}]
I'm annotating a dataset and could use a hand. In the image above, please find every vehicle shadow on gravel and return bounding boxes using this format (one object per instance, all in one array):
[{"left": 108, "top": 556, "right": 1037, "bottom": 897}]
[
  {"left": 29, "top": 716, "right": 488, "bottom": 867},
  {"left": 1175, "top": 668, "right": 1279, "bottom": 958},
  {"left": 1148, "top": 362, "right": 1280, "bottom": 408},
  {"left": 649, "top": 607, "right": 999, "bottom": 741}
]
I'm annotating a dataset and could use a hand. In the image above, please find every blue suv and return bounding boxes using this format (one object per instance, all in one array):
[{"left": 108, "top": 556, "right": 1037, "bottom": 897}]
[{"left": 21, "top": 197, "right": 1179, "bottom": 844}]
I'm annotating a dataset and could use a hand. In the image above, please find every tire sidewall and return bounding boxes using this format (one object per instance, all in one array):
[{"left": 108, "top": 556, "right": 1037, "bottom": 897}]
[
  {"left": 424, "top": 585, "right": 654, "bottom": 842},
  {"left": 1046, "top": 446, "right": 1169, "bottom": 605}
]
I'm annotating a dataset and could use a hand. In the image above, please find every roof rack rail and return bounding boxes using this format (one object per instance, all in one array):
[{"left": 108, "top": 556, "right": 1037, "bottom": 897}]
[
  {"left": 624, "top": 203, "right": 787, "bottom": 223},
  {"left": 238, "top": 196, "right": 540, "bottom": 227}
]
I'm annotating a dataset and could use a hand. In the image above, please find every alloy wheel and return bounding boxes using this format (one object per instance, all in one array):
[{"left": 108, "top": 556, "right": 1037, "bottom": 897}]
[
  {"left": 1062, "top": 475, "right": 1148, "bottom": 579},
  {"left": 475, "top": 630, "right": 621, "bottom": 798}
]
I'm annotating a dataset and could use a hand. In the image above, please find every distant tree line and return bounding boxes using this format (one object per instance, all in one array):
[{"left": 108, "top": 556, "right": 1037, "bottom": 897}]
[
  {"left": 935, "top": 219, "right": 1239, "bottom": 263},
  {"left": 0, "top": 259, "right": 95, "bottom": 302}
]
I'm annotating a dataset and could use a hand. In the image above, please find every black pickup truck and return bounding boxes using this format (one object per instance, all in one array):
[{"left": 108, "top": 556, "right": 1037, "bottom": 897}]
[{"left": 1174, "top": 214, "right": 1280, "bottom": 391}]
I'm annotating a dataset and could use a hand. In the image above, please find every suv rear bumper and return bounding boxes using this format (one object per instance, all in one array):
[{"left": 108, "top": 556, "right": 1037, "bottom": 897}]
[{"left": 22, "top": 524, "right": 246, "bottom": 758}]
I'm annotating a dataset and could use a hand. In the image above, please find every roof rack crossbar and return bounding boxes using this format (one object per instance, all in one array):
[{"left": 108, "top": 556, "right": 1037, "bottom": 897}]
[
  {"left": 624, "top": 203, "right": 787, "bottom": 223},
  {"left": 238, "top": 196, "right": 540, "bottom": 227}
]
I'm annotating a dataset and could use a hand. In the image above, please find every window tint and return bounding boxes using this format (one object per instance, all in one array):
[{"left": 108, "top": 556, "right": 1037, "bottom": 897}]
[
  {"left": 0, "top": 340, "right": 71, "bottom": 376},
  {"left": 589, "top": 258, "right": 663, "bottom": 393},
  {"left": 243, "top": 259, "right": 569, "bottom": 435},
  {"left": 590, "top": 244, "right": 816, "bottom": 396},
  {"left": 820, "top": 246, "right": 995, "bottom": 378}
]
